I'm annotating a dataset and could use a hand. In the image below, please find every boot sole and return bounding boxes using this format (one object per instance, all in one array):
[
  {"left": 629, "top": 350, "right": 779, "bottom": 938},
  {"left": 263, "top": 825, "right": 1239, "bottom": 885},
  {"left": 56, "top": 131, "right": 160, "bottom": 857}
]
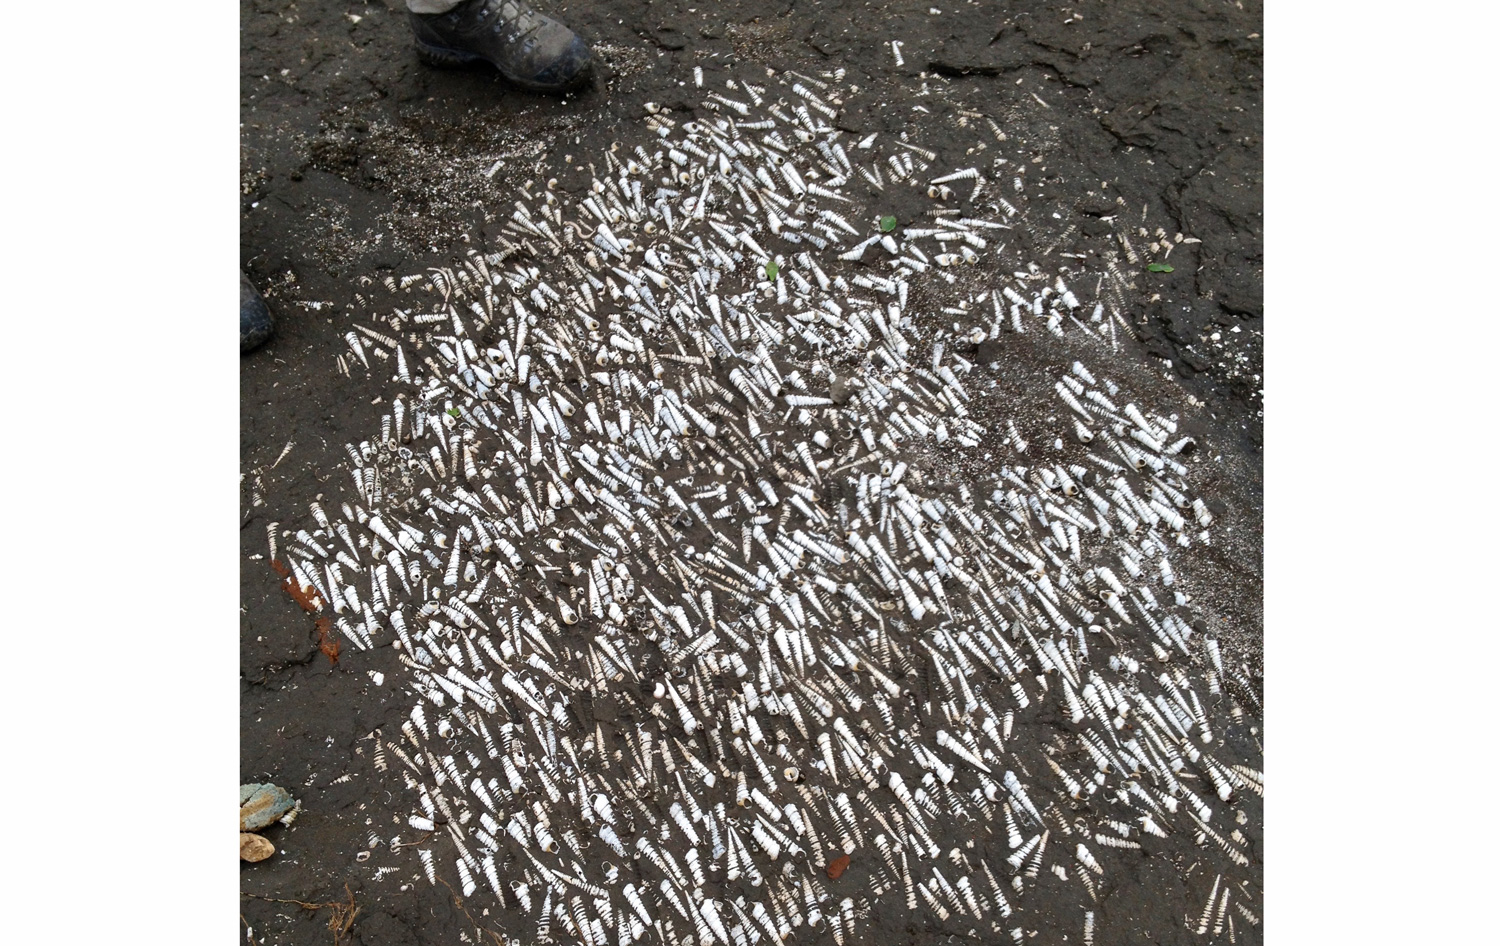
[
  {"left": 414, "top": 38, "right": 592, "bottom": 93},
  {"left": 414, "top": 39, "right": 486, "bottom": 69}
]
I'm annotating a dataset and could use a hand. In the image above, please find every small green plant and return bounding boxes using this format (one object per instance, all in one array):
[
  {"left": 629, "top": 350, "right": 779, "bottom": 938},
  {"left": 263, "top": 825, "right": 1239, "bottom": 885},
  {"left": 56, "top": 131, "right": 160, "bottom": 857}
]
[
  {"left": 766, "top": 260, "right": 779, "bottom": 280},
  {"left": 1147, "top": 263, "right": 1174, "bottom": 273},
  {"left": 447, "top": 408, "right": 461, "bottom": 418},
  {"left": 880, "top": 215, "right": 898, "bottom": 233}
]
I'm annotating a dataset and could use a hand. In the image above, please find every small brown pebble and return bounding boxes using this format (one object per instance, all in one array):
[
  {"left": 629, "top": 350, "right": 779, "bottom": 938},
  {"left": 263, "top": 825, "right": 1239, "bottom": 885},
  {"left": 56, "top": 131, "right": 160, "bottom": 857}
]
[
  {"left": 826, "top": 853, "right": 851, "bottom": 880},
  {"left": 241, "top": 833, "right": 275, "bottom": 863}
]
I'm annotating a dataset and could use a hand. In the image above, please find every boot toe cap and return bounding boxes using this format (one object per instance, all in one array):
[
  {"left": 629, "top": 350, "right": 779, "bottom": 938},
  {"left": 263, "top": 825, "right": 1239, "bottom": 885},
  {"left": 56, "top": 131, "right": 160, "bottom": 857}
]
[
  {"left": 529, "top": 35, "right": 593, "bottom": 91},
  {"left": 241, "top": 277, "right": 275, "bottom": 353}
]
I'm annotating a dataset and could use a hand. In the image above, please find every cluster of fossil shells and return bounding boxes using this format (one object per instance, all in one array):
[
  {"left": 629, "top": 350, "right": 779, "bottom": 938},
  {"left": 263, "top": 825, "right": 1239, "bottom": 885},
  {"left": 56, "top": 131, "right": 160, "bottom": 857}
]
[{"left": 273, "top": 66, "right": 1261, "bottom": 945}]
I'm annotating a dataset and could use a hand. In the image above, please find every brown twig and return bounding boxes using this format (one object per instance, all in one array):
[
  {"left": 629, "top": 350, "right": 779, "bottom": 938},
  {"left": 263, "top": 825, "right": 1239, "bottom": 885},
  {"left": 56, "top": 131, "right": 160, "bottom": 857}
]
[
  {"left": 241, "top": 884, "right": 359, "bottom": 946},
  {"left": 388, "top": 829, "right": 436, "bottom": 851},
  {"left": 434, "top": 876, "right": 508, "bottom": 946}
]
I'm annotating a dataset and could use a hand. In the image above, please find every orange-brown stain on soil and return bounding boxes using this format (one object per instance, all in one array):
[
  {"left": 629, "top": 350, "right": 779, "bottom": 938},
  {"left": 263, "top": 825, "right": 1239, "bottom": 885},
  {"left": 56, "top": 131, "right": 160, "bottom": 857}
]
[
  {"left": 315, "top": 616, "right": 340, "bottom": 666},
  {"left": 283, "top": 577, "right": 321, "bottom": 613},
  {"left": 826, "top": 853, "right": 851, "bottom": 880}
]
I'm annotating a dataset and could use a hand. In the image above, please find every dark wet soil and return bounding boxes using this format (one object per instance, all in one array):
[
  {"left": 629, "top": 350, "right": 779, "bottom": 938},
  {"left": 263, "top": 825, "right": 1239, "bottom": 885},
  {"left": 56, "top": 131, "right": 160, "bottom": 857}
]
[{"left": 242, "top": 1, "right": 1261, "bottom": 943}]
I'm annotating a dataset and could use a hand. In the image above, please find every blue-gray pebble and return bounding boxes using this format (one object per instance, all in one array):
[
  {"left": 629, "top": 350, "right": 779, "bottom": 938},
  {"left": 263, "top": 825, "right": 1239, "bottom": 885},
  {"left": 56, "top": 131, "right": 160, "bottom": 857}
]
[{"left": 239, "top": 784, "right": 295, "bottom": 831}]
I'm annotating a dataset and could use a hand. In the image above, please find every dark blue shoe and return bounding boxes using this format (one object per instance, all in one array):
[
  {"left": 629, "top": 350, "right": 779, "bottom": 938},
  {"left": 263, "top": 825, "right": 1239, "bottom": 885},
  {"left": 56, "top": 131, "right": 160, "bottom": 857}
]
[
  {"left": 241, "top": 272, "right": 274, "bottom": 354},
  {"left": 409, "top": 0, "right": 594, "bottom": 93}
]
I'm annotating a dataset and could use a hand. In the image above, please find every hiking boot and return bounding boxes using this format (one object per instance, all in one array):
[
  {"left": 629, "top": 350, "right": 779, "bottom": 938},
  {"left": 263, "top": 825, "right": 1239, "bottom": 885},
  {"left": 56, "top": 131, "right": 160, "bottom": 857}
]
[
  {"left": 408, "top": 0, "right": 594, "bottom": 93},
  {"left": 241, "top": 272, "right": 274, "bottom": 354}
]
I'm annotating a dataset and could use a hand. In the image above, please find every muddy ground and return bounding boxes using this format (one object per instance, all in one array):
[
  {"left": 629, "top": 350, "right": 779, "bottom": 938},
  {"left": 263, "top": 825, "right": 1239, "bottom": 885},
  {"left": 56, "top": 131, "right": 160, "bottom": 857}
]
[{"left": 241, "top": 1, "right": 1262, "bottom": 942}]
